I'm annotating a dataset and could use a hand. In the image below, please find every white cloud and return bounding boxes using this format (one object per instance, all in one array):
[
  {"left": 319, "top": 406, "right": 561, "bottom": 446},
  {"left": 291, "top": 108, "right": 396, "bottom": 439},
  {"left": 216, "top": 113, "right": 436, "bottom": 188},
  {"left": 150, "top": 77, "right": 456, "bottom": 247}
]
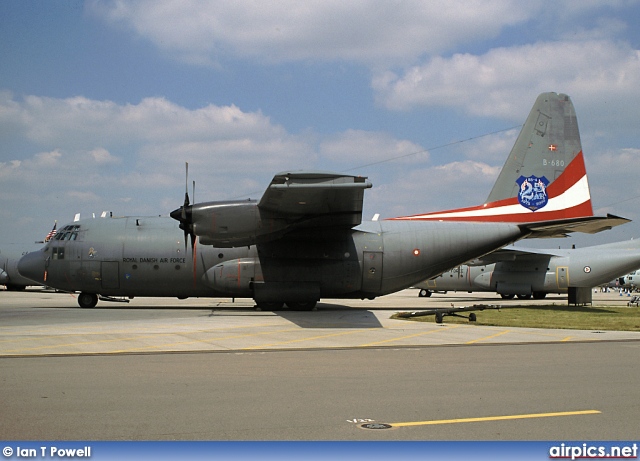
[
  {"left": 367, "top": 160, "right": 501, "bottom": 219},
  {"left": 0, "top": 93, "right": 432, "bottom": 241},
  {"left": 89, "top": 0, "right": 533, "bottom": 66},
  {"left": 319, "top": 129, "right": 427, "bottom": 170},
  {"left": 373, "top": 40, "right": 640, "bottom": 120},
  {"left": 89, "top": 148, "right": 121, "bottom": 165}
]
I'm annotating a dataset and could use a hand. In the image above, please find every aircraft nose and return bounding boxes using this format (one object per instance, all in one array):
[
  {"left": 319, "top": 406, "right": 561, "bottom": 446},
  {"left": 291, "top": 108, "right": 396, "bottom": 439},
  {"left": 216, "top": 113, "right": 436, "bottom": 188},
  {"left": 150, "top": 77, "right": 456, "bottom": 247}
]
[{"left": 17, "top": 250, "right": 47, "bottom": 284}]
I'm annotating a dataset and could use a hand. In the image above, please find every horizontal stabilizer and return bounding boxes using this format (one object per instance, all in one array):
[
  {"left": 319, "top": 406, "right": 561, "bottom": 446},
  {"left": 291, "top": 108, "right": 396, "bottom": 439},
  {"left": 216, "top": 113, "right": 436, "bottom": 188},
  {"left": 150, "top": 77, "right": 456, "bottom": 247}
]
[{"left": 520, "top": 214, "right": 630, "bottom": 239}]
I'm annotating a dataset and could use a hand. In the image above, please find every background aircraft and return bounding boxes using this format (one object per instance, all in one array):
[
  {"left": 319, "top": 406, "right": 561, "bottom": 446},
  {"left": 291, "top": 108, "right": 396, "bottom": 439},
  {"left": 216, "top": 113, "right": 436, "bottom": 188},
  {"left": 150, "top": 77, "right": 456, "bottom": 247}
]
[
  {"left": 18, "top": 93, "right": 627, "bottom": 308},
  {"left": 0, "top": 243, "right": 45, "bottom": 291},
  {"left": 611, "top": 270, "right": 640, "bottom": 291},
  {"left": 1, "top": 223, "right": 56, "bottom": 290},
  {"left": 416, "top": 239, "right": 640, "bottom": 303}
]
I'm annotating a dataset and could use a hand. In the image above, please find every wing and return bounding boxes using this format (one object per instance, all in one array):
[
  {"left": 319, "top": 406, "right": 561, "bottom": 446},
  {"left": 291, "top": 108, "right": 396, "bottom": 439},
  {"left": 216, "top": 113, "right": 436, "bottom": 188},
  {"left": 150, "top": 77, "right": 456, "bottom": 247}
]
[
  {"left": 465, "top": 245, "right": 563, "bottom": 265},
  {"left": 258, "top": 171, "right": 372, "bottom": 229}
]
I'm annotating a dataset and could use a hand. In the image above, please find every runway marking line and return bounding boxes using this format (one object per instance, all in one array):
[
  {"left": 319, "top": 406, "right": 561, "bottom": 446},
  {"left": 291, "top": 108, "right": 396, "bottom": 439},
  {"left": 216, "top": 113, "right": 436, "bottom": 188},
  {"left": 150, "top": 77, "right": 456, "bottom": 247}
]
[
  {"left": 243, "top": 328, "right": 378, "bottom": 350},
  {"left": 389, "top": 410, "right": 601, "bottom": 428},
  {"left": 359, "top": 324, "right": 462, "bottom": 347},
  {"left": 1, "top": 327, "right": 300, "bottom": 355},
  {"left": 111, "top": 327, "right": 302, "bottom": 353},
  {"left": 466, "top": 329, "right": 511, "bottom": 344}
]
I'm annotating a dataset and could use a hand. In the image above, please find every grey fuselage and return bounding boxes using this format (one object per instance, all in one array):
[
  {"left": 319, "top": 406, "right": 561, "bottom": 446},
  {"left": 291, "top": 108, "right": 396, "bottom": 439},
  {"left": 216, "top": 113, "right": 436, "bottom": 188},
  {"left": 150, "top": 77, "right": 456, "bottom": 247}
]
[
  {"left": 18, "top": 215, "right": 524, "bottom": 303},
  {"left": 417, "top": 240, "right": 640, "bottom": 297}
]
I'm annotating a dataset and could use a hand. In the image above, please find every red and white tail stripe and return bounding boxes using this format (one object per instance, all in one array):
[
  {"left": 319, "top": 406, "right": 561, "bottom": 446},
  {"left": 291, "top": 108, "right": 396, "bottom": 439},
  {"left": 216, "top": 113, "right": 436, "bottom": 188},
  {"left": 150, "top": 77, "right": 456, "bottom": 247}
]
[{"left": 388, "top": 152, "right": 593, "bottom": 223}]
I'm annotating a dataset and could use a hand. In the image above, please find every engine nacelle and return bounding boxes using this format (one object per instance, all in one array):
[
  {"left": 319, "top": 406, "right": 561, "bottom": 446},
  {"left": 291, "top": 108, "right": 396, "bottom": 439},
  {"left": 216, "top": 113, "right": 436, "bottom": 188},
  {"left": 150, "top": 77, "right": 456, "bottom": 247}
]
[
  {"left": 190, "top": 201, "right": 260, "bottom": 247},
  {"left": 186, "top": 200, "right": 291, "bottom": 247}
]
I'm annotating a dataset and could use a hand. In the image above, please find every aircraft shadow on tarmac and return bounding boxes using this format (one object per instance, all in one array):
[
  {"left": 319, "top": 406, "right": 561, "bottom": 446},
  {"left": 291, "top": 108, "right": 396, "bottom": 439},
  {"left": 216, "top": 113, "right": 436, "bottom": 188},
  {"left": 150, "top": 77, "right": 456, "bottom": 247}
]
[
  {"left": 204, "top": 302, "right": 385, "bottom": 328},
  {"left": 26, "top": 298, "right": 386, "bottom": 329}
]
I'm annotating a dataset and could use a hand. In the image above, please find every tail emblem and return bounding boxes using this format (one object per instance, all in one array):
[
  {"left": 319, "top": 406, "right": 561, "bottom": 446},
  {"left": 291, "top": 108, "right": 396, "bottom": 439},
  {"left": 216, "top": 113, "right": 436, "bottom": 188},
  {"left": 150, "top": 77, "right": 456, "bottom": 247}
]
[{"left": 517, "top": 175, "right": 549, "bottom": 211}]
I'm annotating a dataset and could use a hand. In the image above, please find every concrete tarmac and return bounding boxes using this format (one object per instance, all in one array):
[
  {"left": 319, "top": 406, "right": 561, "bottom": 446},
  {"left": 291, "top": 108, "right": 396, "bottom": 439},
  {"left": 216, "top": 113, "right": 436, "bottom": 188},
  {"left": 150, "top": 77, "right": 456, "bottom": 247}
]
[
  {"left": 1, "top": 288, "right": 639, "bottom": 356},
  {"left": 1, "top": 288, "right": 639, "bottom": 440}
]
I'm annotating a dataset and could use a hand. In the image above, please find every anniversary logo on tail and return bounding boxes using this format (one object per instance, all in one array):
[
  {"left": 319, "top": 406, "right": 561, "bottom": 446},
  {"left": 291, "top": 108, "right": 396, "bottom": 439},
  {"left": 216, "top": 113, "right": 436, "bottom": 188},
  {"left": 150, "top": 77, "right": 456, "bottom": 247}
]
[{"left": 388, "top": 92, "right": 619, "bottom": 235}]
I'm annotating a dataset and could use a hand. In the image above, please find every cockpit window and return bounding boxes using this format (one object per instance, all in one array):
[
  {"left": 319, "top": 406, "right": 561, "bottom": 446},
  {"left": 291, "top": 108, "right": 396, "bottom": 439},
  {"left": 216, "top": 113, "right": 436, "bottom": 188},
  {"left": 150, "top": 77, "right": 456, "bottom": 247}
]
[
  {"left": 49, "top": 225, "right": 81, "bottom": 245},
  {"left": 52, "top": 247, "right": 64, "bottom": 260}
]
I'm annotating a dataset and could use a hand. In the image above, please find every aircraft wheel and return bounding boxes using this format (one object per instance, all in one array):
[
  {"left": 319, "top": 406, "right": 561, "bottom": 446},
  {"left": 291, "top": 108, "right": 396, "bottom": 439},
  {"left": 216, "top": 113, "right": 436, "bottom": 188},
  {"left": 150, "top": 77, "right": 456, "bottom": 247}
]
[
  {"left": 418, "top": 289, "right": 432, "bottom": 298},
  {"left": 469, "top": 313, "right": 477, "bottom": 322},
  {"left": 78, "top": 292, "right": 98, "bottom": 309},
  {"left": 256, "top": 301, "right": 285, "bottom": 311},
  {"left": 285, "top": 301, "right": 317, "bottom": 311},
  {"left": 532, "top": 292, "right": 547, "bottom": 299},
  {"left": 500, "top": 294, "right": 515, "bottom": 299},
  {"left": 435, "top": 312, "right": 443, "bottom": 324},
  {"left": 516, "top": 294, "right": 532, "bottom": 300}
]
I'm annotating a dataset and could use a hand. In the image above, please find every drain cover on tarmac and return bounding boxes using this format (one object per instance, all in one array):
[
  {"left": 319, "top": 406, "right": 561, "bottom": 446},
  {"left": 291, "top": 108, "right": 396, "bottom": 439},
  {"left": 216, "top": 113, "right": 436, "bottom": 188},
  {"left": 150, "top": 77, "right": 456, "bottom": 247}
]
[{"left": 361, "top": 423, "right": 392, "bottom": 430}]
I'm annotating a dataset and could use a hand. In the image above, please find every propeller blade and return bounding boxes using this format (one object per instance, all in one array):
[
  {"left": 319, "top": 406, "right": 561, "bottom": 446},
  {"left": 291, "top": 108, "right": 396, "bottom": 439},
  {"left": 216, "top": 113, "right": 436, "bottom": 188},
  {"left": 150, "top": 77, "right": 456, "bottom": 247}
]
[{"left": 182, "top": 162, "right": 190, "bottom": 219}]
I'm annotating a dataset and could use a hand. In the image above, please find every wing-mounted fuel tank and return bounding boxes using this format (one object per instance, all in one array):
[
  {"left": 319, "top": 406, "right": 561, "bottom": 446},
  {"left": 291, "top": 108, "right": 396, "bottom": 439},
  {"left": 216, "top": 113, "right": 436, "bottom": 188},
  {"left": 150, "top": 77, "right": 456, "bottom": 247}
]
[
  {"left": 203, "top": 257, "right": 260, "bottom": 296},
  {"left": 204, "top": 256, "right": 322, "bottom": 305},
  {"left": 170, "top": 171, "right": 372, "bottom": 248}
]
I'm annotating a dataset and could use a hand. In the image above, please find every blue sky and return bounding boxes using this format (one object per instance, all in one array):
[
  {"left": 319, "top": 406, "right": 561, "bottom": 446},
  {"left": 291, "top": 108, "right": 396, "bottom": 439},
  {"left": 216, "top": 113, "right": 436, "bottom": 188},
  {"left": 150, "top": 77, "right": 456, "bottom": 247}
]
[{"left": 1, "top": 0, "right": 640, "bottom": 248}]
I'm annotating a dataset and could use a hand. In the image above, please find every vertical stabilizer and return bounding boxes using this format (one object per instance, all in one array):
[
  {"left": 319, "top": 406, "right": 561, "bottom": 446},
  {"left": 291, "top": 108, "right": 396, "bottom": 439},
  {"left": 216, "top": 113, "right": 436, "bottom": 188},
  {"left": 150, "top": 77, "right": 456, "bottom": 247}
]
[
  {"left": 390, "top": 92, "right": 594, "bottom": 223},
  {"left": 486, "top": 92, "right": 585, "bottom": 205}
]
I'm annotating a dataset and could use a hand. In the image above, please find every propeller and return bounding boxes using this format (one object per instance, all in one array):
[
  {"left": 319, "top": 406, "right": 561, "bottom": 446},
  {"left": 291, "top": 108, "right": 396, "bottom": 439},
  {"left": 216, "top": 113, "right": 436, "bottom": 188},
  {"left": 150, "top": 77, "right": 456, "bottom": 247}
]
[{"left": 171, "top": 162, "right": 197, "bottom": 259}]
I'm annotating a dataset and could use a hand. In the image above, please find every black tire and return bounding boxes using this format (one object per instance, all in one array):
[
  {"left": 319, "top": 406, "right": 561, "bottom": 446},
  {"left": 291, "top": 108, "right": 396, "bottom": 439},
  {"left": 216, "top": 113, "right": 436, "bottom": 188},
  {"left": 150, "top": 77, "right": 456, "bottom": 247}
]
[
  {"left": 469, "top": 313, "right": 477, "bottom": 322},
  {"left": 435, "top": 312, "right": 443, "bottom": 323},
  {"left": 500, "top": 294, "right": 515, "bottom": 299},
  {"left": 418, "top": 289, "right": 432, "bottom": 298},
  {"left": 516, "top": 294, "right": 532, "bottom": 300},
  {"left": 532, "top": 292, "right": 547, "bottom": 299},
  {"left": 78, "top": 292, "right": 98, "bottom": 309}
]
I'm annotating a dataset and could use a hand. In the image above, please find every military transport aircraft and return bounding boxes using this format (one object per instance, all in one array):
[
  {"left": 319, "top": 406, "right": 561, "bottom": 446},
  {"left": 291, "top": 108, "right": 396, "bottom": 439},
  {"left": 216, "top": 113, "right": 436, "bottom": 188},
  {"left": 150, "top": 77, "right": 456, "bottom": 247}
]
[
  {"left": 18, "top": 93, "right": 628, "bottom": 309},
  {"left": 1, "top": 243, "right": 44, "bottom": 290},
  {"left": 415, "top": 239, "right": 640, "bottom": 300},
  {"left": 1, "top": 222, "right": 57, "bottom": 290}
]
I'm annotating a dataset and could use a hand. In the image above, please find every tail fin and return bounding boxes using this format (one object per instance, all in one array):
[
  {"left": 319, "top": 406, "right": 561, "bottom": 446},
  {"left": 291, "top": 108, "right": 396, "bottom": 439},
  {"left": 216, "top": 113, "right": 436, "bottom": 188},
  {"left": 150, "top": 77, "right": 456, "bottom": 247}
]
[{"left": 391, "top": 92, "right": 594, "bottom": 223}]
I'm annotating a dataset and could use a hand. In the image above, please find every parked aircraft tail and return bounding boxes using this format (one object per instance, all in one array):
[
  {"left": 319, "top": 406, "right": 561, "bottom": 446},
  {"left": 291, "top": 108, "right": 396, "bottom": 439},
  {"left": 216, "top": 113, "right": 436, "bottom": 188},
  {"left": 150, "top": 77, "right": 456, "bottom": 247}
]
[
  {"left": 392, "top": 92, "right": 593, "bottom": 222},
  {"left": 389, "top": 92, "right": 628, "bottom": 235}
]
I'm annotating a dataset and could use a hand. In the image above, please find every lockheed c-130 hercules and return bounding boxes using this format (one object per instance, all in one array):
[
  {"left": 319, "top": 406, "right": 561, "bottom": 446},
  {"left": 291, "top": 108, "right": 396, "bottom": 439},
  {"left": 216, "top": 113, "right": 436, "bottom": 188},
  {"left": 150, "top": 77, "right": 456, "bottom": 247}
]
[
  {"left": 415, "top": 239, "right": 640, "bottom": 302},
  {"left": 18, "top": 93, "right": 629, "bottom": 309}
]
